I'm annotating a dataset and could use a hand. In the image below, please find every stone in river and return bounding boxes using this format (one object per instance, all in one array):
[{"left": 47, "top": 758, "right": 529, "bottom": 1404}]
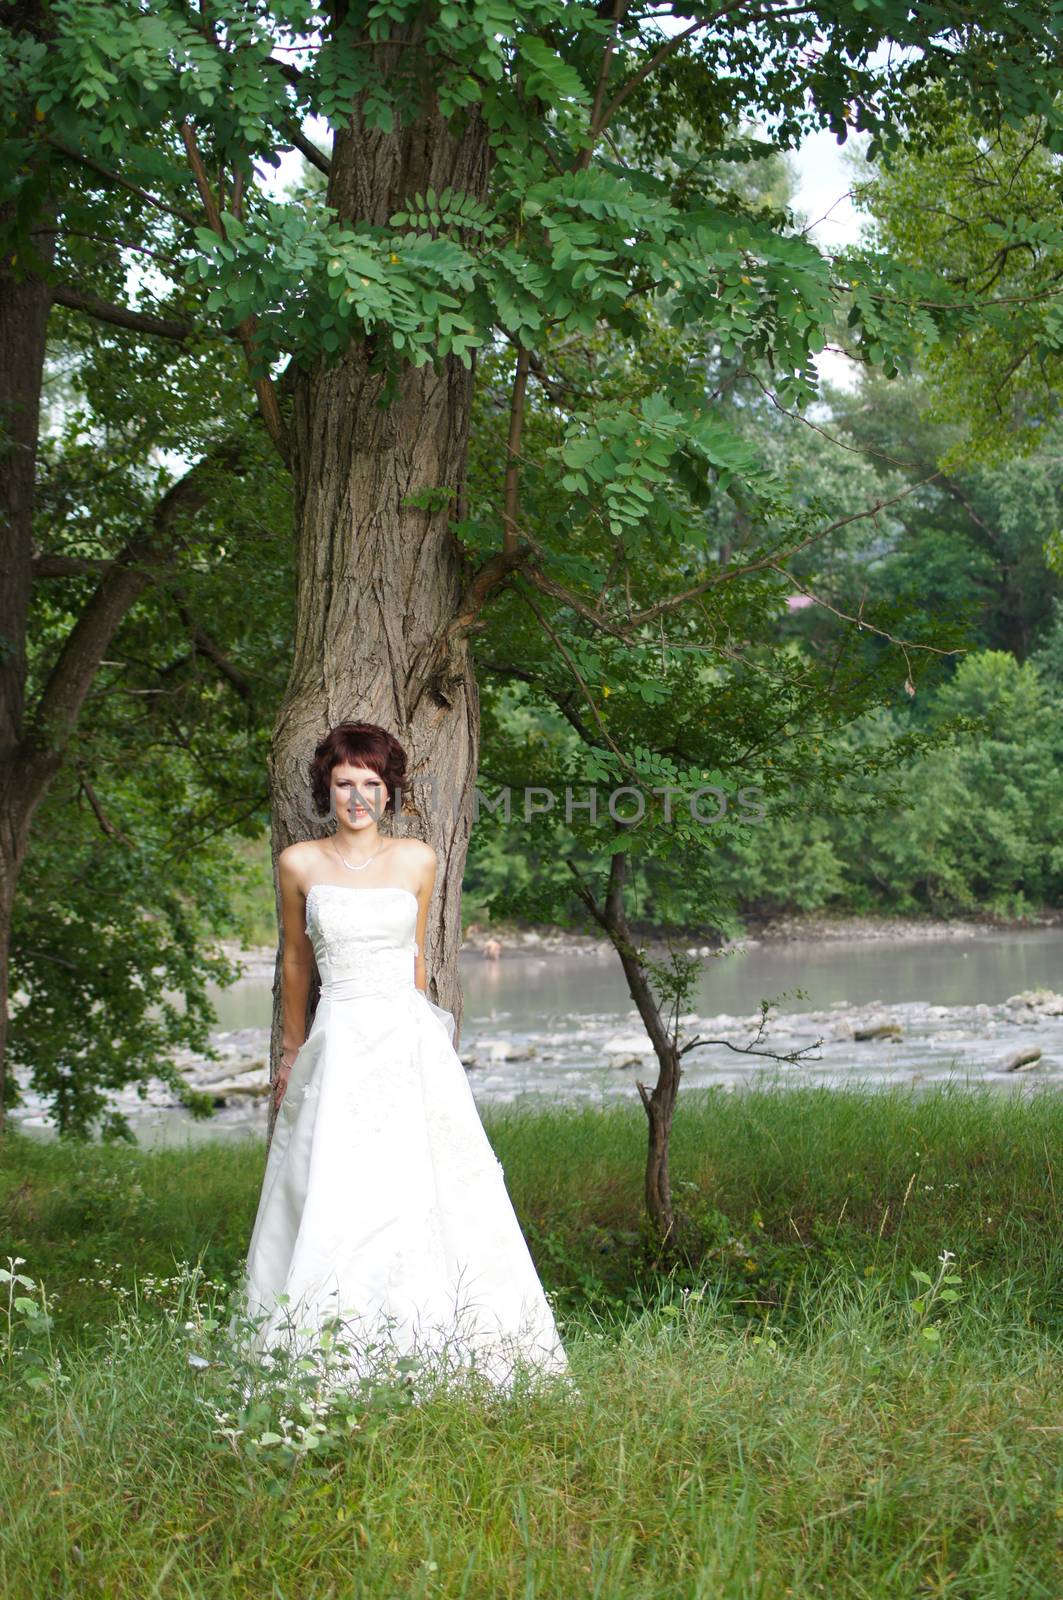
[
  {"left": 1002, "top": 1047, "right": 1043, "bottom": 1073},
  {"left": 1005, "top": 990, "right": 1063, "bottom": 1015}
]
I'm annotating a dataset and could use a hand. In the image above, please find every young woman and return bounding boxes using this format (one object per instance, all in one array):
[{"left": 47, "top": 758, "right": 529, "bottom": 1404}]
[{"left": 231, "top": 721, "right": 571, "bottom": 1399}]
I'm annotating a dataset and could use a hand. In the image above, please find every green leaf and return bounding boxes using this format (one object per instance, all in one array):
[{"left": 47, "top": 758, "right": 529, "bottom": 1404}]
[
  {"left": 518, "top": 37, "right": 589, "bottom": 105},
  {"left": 562, "top": 435, "right": 601, "bottom": 468}
]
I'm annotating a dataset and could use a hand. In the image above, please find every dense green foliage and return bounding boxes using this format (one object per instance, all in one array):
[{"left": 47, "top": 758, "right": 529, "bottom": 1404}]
[
  {"left": 462, "top": 347, "right": 1063, "bottom": 930},
  {"left": 10, "top": 364, "right": 290, "bottom": 1136},
  {"left": 707, "top": 649, "right": 1063, "bottom": 921},
  {"left": 8, "top": 0, "right": 1061, "bottom": 391},
  {"left": 852, "top": 103, "right": 1063, "bottom": 463}
]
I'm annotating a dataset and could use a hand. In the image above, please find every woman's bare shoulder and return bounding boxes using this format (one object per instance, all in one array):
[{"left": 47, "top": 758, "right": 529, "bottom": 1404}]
[
  {"left": 394, "top": 837, "right": 436, "bottom": 872},
  {"left": 278, "top": 839, "right": 325, "bottom": 886},
  {"left": 393, "top": 837, "right": 436, "bottom": 890},
  {"left": 398, "top": 836, "right": 436, "bottom": 861}
]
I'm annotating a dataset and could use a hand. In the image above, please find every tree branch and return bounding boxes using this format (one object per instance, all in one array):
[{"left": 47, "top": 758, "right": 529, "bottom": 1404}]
[
  {"left": 624, "top": 472, "right": 946, "bottom": 628},
  {"left": 180, "top": 120, "right": 290, "bottom": 466},
  {"left": 26, "top": 439, "right": 246, "bottom": 758},
  {"left": 284, "top": 121, "right": 331, "bottom": 176},
  {"left": 593, "top": 16, "right": 709, "bottom": 138},
  {"left": 52, "top": 286, "right": 201, "bottom": 344},
  {"left": 502, "top": 346, "right": 531, "bottom": 555},
  {"left": 477, "top": 658, "right": 602, "bottom": 746},
  {"left": 467, "top": 471, "right": 951, "bottom": 687},
  {"left": 578, "top": 0, "right": 632, "bottom": 170},
  {"left": 33, "top": 554, "right": 113, "bottom": 579},
  {"left": 44, "top": 137, "right": 199, "bottom": 228},
  {"left": 513, "top": 579, "right": 644, "bottom": 784},
  {"left": 763, "top": 563, "right": 964, "bottom": 687},
  {"left": 171, "top": 596, "right": 257, "bottom": 708},
  {"left": 75, "top": 758, "right": 136, "bottom": 846}
]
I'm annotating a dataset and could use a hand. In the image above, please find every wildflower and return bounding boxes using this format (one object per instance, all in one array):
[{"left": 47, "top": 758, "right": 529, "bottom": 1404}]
[{"left": 938, "top": 1249, "right": 956, "bottom": 1265}]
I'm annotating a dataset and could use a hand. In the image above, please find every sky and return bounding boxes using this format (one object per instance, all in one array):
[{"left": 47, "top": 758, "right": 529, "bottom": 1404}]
[
  {"left": 789, "top": 126, "right": 868, "bottom": 252},
  {"left": 788, "top": 128, "right": 870, "bottom": 390}
]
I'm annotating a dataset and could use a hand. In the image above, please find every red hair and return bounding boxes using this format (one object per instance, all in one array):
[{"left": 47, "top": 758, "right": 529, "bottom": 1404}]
[{"left": 308, "top": 723, "right": 409, "bottom": 819}]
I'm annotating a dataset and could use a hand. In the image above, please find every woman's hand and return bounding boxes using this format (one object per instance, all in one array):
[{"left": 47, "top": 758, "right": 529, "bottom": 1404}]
[
  {"left": 272, "top": 1063, "right": 292, "bottom": 1111},
  {"left": 273, "top": 1045, "right": 299, "bottom": 1111}
]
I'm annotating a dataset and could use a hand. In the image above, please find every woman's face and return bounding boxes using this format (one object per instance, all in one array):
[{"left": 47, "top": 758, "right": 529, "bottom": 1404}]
[{"left": 330, "top": 762, "right": 388, "bottom": 828}]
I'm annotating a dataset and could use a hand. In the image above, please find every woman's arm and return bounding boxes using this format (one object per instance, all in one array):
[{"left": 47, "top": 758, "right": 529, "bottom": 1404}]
[
  {"left": 410, "top": 840, "right": 438, "bottom": 995},
  {"left": 275, "top": 845, "right": 316, "bottom": 1107}
]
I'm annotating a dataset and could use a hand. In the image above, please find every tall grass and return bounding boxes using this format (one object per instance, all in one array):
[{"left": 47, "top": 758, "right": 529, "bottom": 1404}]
[{"left": 2, "top": 1083, "right": 1060, "bottom": 1598}]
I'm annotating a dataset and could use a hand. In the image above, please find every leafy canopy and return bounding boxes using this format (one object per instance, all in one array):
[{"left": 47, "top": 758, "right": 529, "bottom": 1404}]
[{"left": 5, "top": 1, "right": 1062, "bottom": 398}]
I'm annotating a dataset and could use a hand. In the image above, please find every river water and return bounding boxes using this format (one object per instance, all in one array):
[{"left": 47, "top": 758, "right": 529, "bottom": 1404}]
[{"left": 11, "top": 924, "right": 1062, "bottom": 1147}]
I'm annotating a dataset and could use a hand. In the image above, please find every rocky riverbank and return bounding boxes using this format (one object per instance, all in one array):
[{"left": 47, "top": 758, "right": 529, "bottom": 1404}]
[
  {"left": 12, "top": 983, "right": 1061, "bottom": 1143},
  {"left": 734, "top": 906, "right": 1063, "bottom": 946},
  {"left": 12, "top": 913, "right": 1062, "bottom": 1141}
]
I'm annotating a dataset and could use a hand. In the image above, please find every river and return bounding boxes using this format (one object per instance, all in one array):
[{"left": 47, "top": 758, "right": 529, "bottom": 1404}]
[{"left": 11, "top": 922, "right": 1062, "bottom": 1146}]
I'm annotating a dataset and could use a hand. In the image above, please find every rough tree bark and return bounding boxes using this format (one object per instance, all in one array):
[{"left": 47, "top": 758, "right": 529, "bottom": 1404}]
[
  {"left": 0, "top": 203, "right": 55, "bottom": 1134},
  {"left": 265, "top": 79, "right": 493, "bottom": 1135}
]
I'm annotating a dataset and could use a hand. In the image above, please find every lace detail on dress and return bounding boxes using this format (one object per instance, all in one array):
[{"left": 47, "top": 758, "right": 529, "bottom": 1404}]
[{"left": 306, "top": 884, "right": 418, "bottom": 1001}]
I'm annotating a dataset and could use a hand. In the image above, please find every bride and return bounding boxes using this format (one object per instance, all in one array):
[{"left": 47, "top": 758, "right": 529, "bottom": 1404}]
[{"left": 231, "top": 721, "right": 572, "bottom": 1399}]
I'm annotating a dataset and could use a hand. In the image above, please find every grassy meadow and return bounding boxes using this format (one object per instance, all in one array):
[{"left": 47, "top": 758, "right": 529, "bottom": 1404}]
[{"left": 1, "top": 1083, "right": 1061, "bottom": 1598}]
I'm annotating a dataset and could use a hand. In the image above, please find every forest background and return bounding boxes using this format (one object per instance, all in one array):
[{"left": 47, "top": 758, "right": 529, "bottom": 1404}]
[{"left": 4, "top": 7, "right": 1063, "bottom": 1142}]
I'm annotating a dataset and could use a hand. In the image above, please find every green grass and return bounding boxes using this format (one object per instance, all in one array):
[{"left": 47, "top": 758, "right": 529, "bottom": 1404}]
[{"left": 2, "top": 1084, "right": 1061, "bottom": 1598}]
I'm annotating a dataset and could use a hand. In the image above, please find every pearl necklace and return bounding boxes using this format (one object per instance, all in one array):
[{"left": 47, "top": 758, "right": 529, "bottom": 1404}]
[{"left": 332, "top": 839, "right": 386, "bottom": 873}]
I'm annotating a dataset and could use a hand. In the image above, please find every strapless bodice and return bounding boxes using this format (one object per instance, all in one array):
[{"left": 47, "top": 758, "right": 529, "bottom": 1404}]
[{"left": 305, "top": 883, "right": 419, "bottom": 1002}]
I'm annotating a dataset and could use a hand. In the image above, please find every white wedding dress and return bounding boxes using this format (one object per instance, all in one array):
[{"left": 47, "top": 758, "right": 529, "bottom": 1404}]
[{"left": 232, "top": 883, "right": 572, "bottom": 1399}]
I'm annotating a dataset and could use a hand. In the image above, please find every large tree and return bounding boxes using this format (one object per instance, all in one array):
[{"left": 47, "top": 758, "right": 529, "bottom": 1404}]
[{"left": 2, "top": 1, "right": 1062, "bottom": 1137}]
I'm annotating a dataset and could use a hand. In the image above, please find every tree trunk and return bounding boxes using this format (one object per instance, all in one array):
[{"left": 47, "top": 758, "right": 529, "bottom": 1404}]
[
  {"left": 641, "top": 1063, "right": 681, "bottom": 1248},
  {"left": 266, "top": 81, "right": 492, "bottom": 1135},
  {"left": 567, "top": 847, "right": 685, "bottom": 1249},
  {"left": 0, "top": 200, "right": 55, "bottom": 1132},
  {"left": 0, "top": 754, "right": 60, "bottom": 1135}
]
